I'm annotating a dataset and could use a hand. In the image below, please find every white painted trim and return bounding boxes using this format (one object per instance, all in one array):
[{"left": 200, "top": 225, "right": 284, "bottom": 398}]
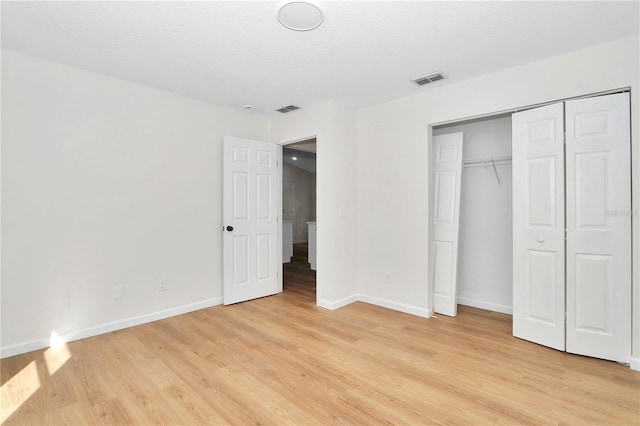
[
  {"left": 630, "top": 356, "right": 640, "bottom": 371},
  {"left": 457, "top": 297, "right": 513, "bottom": 315},
  {"left": 317, "top": 294, "right": 359, "bottom": 310},
  {"left": 317, "top": 294, "right": 432, "bottom": 318},
  {"left": 358, "top": 294, "right": 432, "bottom": 318},
  {"left": 0, "top": 297, "right": 222, "bottom": 359}
]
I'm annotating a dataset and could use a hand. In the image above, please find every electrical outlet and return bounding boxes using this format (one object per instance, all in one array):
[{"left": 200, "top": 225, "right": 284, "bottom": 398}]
[
  {"left": 158, "top": 278, "right": 168, "bottom": 292},
  {"left": 384, "top": 271, "right": 393, "bottom": 283},
  {"left": 112, "top": 285, "right": 124, "bottom": 300}
]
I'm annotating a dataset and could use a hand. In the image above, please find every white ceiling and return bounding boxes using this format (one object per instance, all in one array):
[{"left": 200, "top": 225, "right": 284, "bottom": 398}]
[{"left": 2, "top": 1, "right": 638, "bottom": 117}]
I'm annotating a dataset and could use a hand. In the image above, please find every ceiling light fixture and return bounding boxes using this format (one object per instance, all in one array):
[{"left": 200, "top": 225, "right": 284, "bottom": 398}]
[
  {"left": 277, "top": 1, "right": 324, "bottom": 31},
  {"left": 291, "top": 157, "right": 298, "bottom": 160}
]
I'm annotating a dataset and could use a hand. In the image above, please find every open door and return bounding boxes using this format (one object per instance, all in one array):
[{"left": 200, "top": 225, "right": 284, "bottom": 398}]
[
  {"left": 512, "top": 103, "right": 566, "bottom": 351},
  {"left": 432, "top": 132, "right": 464, "bottom": 317},
  {"left": 223, "top": 136, "right": 280, "bottom": 305}
]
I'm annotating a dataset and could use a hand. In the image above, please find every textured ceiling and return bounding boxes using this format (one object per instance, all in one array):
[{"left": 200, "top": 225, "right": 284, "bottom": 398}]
[{"left": 2, "top": 1, "right": 638, "bottom": 117}]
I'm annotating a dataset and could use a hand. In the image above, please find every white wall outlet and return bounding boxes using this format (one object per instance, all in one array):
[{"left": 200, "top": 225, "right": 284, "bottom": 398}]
[
  {"left": 158, "top": 278, "right": 168, "bottom": 292},
  {"left": 384, "top": 271, "right": 393, "bottom": 283},
  {"left": 112, "top": 285, "right": 124, "bottom": 300},
  {"left": 55, "top": 293, "right": 70, "bottom": 310},
  {"left": 339, "top": 207, "right": 346, "bottom": 218}
]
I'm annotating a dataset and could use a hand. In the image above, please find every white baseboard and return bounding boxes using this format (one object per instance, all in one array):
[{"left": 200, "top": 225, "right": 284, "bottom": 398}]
[
  {"left": 457, "top": 296, "right": 513, "bottom": 315},
  {"left": 630, "top": 356, "right": 640, "bottom": 371},
  {"left": 358, "top": 294, "right": 432, "bottom": 318},
  {"left": 0, "top": 297, "right": 222, "bottom": 359},
  {"left": 317, "top": 294, "right": 359, "bottom": 310}
]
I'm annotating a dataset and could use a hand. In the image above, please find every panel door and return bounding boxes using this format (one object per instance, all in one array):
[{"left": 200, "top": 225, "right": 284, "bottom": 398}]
[
  {"left": 512, "top": 103, "right": 565, "bottom": 351},
  {"left": 223, "top": 136, "right": 280, "bottom": 305},
  {"left": 432, "top": 132, "right": 464, "bottom": 317},
  {"left": 565, "top": 93, "right": 631, "bottom": 363}
]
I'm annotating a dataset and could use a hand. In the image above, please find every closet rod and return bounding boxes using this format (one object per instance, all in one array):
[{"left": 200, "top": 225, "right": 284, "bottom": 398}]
[{"left": 463, "top": 155, "right": 512, "bottom": 168}]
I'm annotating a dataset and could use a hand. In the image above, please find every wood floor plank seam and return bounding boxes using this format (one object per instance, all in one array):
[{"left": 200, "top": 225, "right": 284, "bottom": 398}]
[{"left": 2, "top": 244, "right": 639, "bottom": 425}]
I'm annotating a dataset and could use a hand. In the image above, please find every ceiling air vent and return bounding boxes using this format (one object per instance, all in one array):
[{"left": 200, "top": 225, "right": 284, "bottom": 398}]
[
  {"left": 276, "top": 105, "right": 301, "bottom": 113},
  {"left": 411, "top": 72, "right": 445, "bottom": 86}
]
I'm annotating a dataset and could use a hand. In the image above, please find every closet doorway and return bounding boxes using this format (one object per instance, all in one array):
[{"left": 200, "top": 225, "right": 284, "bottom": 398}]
[
  {"left": 282, "top": 138, "right": 317, "bottom": 300},
  {"left": 429, "top": 91, "right": 632, "bottom": 365},
  {"left": 432, "top": 114, "right": 514, "bottom": 316}
]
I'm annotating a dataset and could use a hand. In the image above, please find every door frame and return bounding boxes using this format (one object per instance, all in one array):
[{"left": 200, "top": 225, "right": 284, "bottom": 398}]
[
  {"left": 278, "top": 134, "right": 320, "bottom": 301},
  {"left": 426, "top": 88, "right": 634, "bottom": 364}
]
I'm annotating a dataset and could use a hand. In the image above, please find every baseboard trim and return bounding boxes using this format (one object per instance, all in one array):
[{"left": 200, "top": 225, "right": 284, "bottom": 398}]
[
  {"left": 0, "top": 297, "right": 222, "bottom": 359},
  {"left": 358, "top": 294, "right": 432, "bottom": 318},
  {"left": 630, "top": 356, "right": 640, "bottom": 371},
  {"left": 317, "top": 294, "right": 359, "bottom": 310},
  {"left": 457, "top": 297, "right": 513, "bottom": 315}
]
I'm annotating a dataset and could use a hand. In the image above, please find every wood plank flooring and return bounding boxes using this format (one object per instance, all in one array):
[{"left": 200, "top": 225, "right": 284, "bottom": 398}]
[{"left": 2, "top": 244, "right": 639, "bottom": 425}]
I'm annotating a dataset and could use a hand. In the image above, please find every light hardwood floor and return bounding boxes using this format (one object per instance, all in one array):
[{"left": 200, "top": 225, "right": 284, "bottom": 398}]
[{"left": 2, "top": 244, "right": 639, "bottom": 425}]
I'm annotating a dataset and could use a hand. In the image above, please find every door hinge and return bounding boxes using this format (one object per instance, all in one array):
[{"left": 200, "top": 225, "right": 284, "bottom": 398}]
[
  {"left": 563, "top": 132, "right": 566, "bottom": 143},
  {"left": 564, "top": 229, "right": 567, "bottom": 239}
]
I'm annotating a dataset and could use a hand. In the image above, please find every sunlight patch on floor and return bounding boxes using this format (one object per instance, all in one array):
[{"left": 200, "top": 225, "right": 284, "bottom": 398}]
[
  {"left": 0, "top": 360, "right": 41, "bottom": 423},
  {"left": 44, "top": 332, "right": 71, "bottom": 375},
  {"left": 1, "top": 332, "right": 73, "bottom": 423}
]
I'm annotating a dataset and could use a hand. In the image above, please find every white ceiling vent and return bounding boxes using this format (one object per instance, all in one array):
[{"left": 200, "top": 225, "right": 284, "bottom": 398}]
[
  {"left": 277, "top": 105, "right": 301, "bottom": 113},
  {"left": 411, "top": 72, "right": 445, "bottom": 86}
]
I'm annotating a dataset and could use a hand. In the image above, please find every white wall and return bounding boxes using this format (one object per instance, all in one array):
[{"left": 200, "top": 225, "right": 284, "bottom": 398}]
[
  {"left": 1, "top": 50, "right": 270, "bottom": 357},
  {"left": 270, "top": 101, "right": 359, "bottom": 308},
  {"left": 283, "top": 162, "right": 316, "bottom": 243},
  {"left": 357, "top": 35, "right": 640, "bottom": 366},
  {"left": 434, "top": 116, "right": 513, "bottom": 314}
]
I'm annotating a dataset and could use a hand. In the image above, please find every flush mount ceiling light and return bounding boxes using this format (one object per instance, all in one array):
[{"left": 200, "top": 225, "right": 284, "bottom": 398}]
[{"left": 278, "top": 1, "right": 324, "bottom": 31}]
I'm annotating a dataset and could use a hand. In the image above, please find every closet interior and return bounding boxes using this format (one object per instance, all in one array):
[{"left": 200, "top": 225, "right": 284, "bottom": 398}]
[{"left": 433, "top": 114, "right": 514, "bottom": 315}]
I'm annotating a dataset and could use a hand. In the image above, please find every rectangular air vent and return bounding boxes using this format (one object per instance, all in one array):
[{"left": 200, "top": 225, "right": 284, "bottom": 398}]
[
  {"left": 411, "top": 72, "right": 445, "bottom": 86},
  {"left": 276, "top": 105, "right": 301, "bottom": 113}
]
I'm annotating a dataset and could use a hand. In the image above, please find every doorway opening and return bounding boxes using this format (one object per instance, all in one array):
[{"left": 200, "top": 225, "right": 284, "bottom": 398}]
[
  {"left": 432, "top": 113, "right": 513, "bottom": 316},
  {"left": 428, "top": 90, "right": 633, "bottom": 365},
  {"left": 282, "top": 138, "right": 317, "bottom": 302}
]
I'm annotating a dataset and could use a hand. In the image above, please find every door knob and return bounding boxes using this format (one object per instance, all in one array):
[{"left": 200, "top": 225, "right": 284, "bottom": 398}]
[
  {"left": 226, "top": 226, "right": 234, "bottom": 232},
  {"left": 538, "top": 236, "right": 544, "bottom": 243}
]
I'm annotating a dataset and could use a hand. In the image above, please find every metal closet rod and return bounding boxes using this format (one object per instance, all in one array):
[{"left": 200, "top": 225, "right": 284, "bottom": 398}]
[{"left": 463, "top": 155, "right": 512, "bottom": 168}]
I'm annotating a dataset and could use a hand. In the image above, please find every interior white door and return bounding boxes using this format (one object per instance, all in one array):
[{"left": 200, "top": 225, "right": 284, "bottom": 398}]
[
  {"left": 223, "top": 136, "right": 280, "bottom": 305},
  {"left": 512, "top": 103, "right": 565, "bottom": 351},
  {"left": 432, "top": 132, "right": 464, "bottom": 317},
  {"left": 565, "top": 93, "right": 631, "bottom": 363}
]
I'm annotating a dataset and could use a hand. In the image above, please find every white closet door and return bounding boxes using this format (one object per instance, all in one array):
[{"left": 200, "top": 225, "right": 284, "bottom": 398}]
[
  {"left": 565, "top": 93, "right": 631, "bottom": 363},
  {"left": 512, "top": 103, "right": 565, "bottom": 351},
  {"left": 432, "top": 132, "right": 464, "bottom": 317}
]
